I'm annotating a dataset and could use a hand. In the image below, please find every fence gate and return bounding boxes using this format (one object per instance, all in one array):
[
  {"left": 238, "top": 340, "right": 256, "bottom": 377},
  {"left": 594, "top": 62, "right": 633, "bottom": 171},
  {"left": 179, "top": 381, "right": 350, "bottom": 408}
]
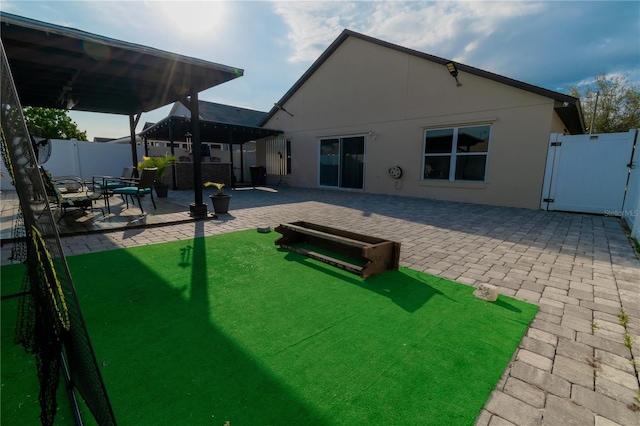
[{"left": 541, "top": 129, "right": 637, "bottom": 214}]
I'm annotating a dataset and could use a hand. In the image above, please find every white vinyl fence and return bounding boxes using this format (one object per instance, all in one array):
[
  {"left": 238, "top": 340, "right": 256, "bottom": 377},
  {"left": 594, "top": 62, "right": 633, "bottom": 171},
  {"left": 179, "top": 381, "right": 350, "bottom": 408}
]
[
  {"left": 541, "top": 129, "right": 639, "bottom": 238},
  {"left": 622, "top": 134, "right": 640, "bottom": 238},
  {"left": 44, "top": 139, "right": 142, "bottom": 181}
]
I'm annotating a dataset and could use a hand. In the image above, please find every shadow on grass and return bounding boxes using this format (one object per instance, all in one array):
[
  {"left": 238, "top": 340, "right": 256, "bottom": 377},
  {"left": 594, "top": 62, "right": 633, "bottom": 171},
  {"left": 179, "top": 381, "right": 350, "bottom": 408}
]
[
  {"left": 3, "top": 230, "right": 540, "bottom": 425},
  {"left": 493, "top": 297, "right": 523, "bottom": 313},
  {"left": 109, "top": 222, "right": 326, "bottom": 425},
  {"left": 283, "top": 250, "right": 446, "bottom": 313},
  {"left": 363, "top": 269, "right": 447, "bottom": 313},
  {"left": 38, "top": 226, "right": 330, "bottom": 425}
]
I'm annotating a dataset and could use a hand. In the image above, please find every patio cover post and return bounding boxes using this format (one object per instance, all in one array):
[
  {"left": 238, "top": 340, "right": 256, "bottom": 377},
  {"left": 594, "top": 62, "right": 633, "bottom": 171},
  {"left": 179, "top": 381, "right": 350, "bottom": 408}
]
[
  {"left": 129, "top": 113, "right": 141, "bottom": 177},
  {"left": 239, "top": 137, "right": 245, "bottom": 184},
  {"left": 189, "top": 91, "right": 207, "bottom": 217},
  {"left": 228, "top": 129, "right": 235, "bottom": 189},
  {"left": 168, "top": 121, "right": 177, "bottom": 190}
]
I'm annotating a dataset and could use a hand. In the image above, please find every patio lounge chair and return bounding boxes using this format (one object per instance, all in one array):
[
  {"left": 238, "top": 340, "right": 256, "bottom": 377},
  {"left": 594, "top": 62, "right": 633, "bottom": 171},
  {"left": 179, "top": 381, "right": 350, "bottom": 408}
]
[
  {"left": 40, "top": 167, "right": 104, "bottom": 223},
  {"left": 111, "top": 167, "right": 157, "bottom": 214}
]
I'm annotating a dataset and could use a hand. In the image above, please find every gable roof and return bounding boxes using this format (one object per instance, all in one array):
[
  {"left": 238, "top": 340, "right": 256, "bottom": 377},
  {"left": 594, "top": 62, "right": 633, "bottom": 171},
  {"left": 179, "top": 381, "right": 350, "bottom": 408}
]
[
  {"left": 140, "top": 100, "right": 280, "bottom": 143},
  {"left": 260, "top": 29, "right": 584, "bottom": 134},
  {"left": 170, "top": 100, "right": 268, "bottom": 127}
]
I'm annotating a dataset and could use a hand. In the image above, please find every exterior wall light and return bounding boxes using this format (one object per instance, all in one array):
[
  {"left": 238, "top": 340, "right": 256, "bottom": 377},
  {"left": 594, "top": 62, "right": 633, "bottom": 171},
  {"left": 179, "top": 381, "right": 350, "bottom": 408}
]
[{"left": 445, "top": 61, "right": 462, "bottom": 87}]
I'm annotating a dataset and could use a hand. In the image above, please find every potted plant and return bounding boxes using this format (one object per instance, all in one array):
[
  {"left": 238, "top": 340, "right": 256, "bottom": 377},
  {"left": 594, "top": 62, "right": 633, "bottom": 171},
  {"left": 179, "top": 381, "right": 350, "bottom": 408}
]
[
  {"left": 204, "top": 182, "right": 231, "bottom": 214},
  {"left": 137, "top": 154, "right": 176, "bottom": 197}
]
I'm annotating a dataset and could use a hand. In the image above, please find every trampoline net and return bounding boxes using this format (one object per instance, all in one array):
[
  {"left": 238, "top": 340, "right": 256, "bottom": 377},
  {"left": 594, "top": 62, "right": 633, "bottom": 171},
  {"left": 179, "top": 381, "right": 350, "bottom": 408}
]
[{"left": 1, "top": 42, "right": 116, "bottom": 425}]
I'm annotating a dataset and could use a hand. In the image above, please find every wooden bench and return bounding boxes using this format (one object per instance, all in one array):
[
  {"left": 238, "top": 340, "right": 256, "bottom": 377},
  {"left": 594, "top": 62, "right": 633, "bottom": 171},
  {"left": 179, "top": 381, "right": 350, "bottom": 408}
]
[{"left": 274, "top": 221, "right": 401, "bottom": 279}]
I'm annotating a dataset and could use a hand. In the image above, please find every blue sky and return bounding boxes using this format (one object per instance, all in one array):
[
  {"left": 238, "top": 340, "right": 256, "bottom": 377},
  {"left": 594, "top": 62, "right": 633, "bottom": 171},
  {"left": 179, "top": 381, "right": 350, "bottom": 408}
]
[{"left": 2, "top": 1, "right": 639, "bottom": 140}]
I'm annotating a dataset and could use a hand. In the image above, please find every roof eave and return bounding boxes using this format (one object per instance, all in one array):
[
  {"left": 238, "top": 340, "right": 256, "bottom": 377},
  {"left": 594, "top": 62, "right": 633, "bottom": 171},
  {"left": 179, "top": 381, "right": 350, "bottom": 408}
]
[
  {"left": 0, "top": 12, "right": 243, "bottom": 77},
  {"left": 0, "top": 12, "right": 244, "bottom": 115}
]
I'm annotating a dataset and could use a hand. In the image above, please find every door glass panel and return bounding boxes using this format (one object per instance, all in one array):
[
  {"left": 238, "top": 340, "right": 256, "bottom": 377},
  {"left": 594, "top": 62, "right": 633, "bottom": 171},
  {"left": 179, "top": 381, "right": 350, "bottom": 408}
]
[
  {"left": 319, "top": 139, "right": 339, "bottom": 186},
  {"left": 340, "top": 136, "right": 364, "bottom": 189}
]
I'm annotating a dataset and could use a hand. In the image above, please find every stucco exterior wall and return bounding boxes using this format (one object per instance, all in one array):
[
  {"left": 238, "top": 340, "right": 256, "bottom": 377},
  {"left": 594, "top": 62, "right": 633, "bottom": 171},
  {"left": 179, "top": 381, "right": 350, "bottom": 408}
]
[
  {"left": 264, "top": 37, "right": 561, "bottom": 209},
  {"left": 550, "top": 110, "right": 569, "bottom": 134}
]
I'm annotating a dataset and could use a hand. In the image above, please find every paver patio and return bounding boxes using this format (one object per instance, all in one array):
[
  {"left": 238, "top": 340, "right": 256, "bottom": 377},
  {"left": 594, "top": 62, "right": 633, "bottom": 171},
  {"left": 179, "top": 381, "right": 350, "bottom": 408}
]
[{"left": 1, "top": 186, "right": 639, "bottom": 425}]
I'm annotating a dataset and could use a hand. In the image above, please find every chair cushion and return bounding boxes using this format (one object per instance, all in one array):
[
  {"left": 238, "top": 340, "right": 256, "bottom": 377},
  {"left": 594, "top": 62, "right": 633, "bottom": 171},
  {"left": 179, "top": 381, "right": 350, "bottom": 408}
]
[
  {"left": 112, "top": 187, "right": 151, "bottom": 195},
  {"left": 103, "top": 182, "right": 126, "bottom": 189},
  {"left": 61, "top": 191, "right": 101, "bottom": 206}
]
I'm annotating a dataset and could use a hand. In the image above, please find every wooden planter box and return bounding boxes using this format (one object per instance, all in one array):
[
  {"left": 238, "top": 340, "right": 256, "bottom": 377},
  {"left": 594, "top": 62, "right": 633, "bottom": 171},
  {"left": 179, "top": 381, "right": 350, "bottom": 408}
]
[{"left": 275, "top": 221, "right": 401, "bottom": 279}]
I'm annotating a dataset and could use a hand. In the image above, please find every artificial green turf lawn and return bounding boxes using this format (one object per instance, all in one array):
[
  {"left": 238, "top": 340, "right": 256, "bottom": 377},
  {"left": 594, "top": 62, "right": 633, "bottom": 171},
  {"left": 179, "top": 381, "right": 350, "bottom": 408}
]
[{"left": 2, "top": 229, "right": 538, "bottom": 425}]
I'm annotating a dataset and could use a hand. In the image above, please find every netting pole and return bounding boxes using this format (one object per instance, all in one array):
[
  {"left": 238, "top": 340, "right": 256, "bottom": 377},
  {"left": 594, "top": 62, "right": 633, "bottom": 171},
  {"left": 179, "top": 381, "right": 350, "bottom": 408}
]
[{"left": 61, "top": 352, "right": 84, "bottom": 426}]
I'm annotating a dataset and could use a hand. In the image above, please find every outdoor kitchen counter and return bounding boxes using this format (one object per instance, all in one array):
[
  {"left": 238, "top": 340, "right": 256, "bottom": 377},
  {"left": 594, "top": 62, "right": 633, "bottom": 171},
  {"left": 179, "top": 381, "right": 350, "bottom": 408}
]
[{"left": 165, "top": 162, "right": 233, "bottom": 189}]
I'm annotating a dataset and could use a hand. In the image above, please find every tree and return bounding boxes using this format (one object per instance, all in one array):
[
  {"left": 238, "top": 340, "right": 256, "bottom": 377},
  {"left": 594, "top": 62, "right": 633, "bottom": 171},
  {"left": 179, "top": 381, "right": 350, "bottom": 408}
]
[
  {"left": 22, "top": 107, "right": 88, "bottom": 140},
  {"left": 568, "top": 74, "right": 640, "bottom": 134}
]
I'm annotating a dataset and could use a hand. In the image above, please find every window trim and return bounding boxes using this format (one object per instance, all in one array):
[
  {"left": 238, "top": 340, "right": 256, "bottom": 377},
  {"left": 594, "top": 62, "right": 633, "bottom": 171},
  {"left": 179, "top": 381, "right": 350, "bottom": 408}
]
[{"left": 421, "top": 124, "right": 491, "bottom": 183}]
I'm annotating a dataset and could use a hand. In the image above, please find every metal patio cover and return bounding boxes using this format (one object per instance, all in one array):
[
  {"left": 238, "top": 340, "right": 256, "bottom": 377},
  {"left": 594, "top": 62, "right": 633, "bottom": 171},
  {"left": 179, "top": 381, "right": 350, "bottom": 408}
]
[
  {"left": 0, "top": 12, "right": 243, "bottom": 115},
  {"left": 141, "top": 116, "right": 281, "bottom": 144},
  {"left": 141, "top": 100, "right": 281, "bottom": 144}
]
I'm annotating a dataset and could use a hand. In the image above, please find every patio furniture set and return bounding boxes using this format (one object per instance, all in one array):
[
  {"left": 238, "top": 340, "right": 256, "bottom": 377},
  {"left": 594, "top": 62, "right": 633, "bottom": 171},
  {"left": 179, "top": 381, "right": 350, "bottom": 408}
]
[{"left": 42, "top": 167, "right": 158, "bottom": 222}]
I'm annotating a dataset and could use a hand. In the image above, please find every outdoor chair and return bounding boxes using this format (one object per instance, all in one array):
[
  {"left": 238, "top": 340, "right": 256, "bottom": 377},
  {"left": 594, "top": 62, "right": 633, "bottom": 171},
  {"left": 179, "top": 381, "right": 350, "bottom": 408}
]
[
  {"left": 93, "top": 167, "right": 134, "bottom": 191},
  {"left": 93, "top": 167, "right": 135, "bottom": 213},
  {"left": 39, "top": 167, "right": 104, "bottom": 223},
  {"left": 111, "top": 167, "right": 158, "bottom": 214}
]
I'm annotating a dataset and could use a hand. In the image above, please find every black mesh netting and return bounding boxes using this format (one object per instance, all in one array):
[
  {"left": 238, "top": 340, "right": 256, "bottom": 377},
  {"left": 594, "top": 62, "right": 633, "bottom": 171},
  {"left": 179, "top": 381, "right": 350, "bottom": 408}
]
[
  {"left": 9, "top": 206, "right": 27, "bottom": 263},
  {"left": 1, "top": 41, "right": 116, "bottom": 425}
]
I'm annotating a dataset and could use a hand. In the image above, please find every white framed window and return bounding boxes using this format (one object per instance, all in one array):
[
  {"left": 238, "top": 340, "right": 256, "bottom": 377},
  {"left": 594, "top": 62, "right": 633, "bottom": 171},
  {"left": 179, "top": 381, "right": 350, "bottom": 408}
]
[{"left": 422, "top": 125, "right": 491, "bottom": 182}]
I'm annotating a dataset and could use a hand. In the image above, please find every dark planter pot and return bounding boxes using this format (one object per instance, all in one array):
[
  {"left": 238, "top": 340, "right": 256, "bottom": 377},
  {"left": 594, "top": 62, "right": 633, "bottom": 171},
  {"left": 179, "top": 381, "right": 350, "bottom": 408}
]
[
  {"left": 209, "top": 194, "right": 231, "bottom": 214},
  {"left": 154, "top": 183, "right": 169, "bottom": 198}
]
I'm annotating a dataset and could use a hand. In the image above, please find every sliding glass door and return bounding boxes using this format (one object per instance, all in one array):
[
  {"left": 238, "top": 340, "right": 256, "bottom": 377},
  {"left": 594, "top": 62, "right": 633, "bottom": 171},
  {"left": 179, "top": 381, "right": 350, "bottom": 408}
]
[{"left": 319, "top": 135, "right": 365, "bottom": 189}]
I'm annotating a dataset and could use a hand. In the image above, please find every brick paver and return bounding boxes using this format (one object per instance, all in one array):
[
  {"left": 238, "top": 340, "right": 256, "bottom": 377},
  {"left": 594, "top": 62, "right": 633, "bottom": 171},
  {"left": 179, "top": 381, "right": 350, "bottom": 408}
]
[{"left": 2, "top": 187, "right": 639, "bottom": 424}]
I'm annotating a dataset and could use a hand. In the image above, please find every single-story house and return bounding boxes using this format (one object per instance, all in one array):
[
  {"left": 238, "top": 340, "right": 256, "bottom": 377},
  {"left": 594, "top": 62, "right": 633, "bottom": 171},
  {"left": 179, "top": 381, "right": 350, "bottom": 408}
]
[{"left": 257, "top": 29, "right": 585, "bottom": 210}]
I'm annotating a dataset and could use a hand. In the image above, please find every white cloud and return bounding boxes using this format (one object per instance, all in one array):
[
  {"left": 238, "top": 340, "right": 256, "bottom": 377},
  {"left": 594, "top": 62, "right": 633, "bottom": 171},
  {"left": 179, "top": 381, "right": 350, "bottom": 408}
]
[
  {"left": 272, "top": 1, "right": 362, "bottom": 63},
  {"left": 271, "top": 1, "right": 545, "bottom": 65},
  {"left": 269, "top": 0, "right": 640, "bottom": 92}
]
